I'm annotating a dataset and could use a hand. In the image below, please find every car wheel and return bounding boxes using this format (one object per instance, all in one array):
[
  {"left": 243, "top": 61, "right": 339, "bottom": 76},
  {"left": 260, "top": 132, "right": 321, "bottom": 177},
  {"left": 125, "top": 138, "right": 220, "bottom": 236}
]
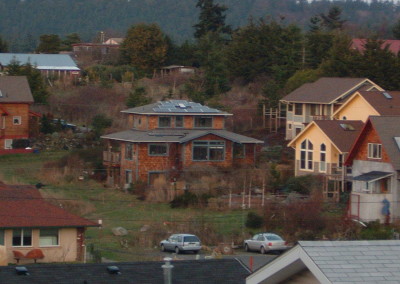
[
  {"left": 161, "top": 244, "right": 166, "bottom": 252},
  {"left": 245, "top": 244, "right": 250, "bottom": 252},
  {"left": 175, "top": 247, "right": 180, "bottom": 254},
  {"left": 260, "top": 246, "right": 266, "bottom": 254}
]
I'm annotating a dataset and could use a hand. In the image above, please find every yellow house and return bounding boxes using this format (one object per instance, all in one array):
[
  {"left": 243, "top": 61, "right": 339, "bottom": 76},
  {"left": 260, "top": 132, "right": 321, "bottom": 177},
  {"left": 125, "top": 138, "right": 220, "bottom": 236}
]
[
  {"left": 288, "top": 120, "right": 364, "bottom": 200},
  {"left": 280, "top": 77, "right": 382, "bottom": 140},
  {"left": 333, "top": 90, "right": 400, "bottom": 121}
]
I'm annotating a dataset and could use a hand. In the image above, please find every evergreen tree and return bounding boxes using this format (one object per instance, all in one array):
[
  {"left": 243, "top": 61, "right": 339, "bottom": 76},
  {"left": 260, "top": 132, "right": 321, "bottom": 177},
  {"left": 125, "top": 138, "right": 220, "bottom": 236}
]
[
  {"left": 320, "top": 6, "right": 346, "bottom": 32},
  {"left": 126, "top": 86, "right": 151, "bottom": 108},
  {"left": 0, "top": 35, "right": 8, "bottom": 52},
  {"left": 193, "top": 0, "right": 231, "bottom": 39},
  {"left": 61, "top": 33, "right": 81, "bottom": 51},
  {"left": 92, "top": 114, "right": 112, "bottom": 138},
  {"left": 36, "top": 34, "right": 61, "bottom": 54},
  {"left": 392, "top": 19, "right": 400, "bottom": 39}
]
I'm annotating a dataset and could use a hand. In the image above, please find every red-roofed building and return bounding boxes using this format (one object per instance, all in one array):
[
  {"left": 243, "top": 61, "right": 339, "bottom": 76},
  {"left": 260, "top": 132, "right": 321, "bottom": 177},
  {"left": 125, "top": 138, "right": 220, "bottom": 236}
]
[
  {"left": 351, "top": 39, "right": 400, "bottom": 55},
  {"left": 0, "top": 183, "right": 98, "bottom": 264}
]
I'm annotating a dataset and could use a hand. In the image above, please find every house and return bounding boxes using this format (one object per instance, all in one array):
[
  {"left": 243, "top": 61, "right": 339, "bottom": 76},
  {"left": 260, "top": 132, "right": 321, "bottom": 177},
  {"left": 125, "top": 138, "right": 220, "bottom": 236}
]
[
  {"left": 0, "top": 258, "right": 250, "bottom": 283},
  {"left": 280, "top": 77, "right": 382, "bottom": 140},
  {"left": 345, "top": 116, "right": 400, "bottom": 223},
  {"left": 158, "top": 65, "right": 197, "bottom": 78},
  {"left": 101, "top": 100, "right": 263, "bottom": 188},
  {"left": 0, "top": 76, "right": 39, "bottom": 154},
  {"left": 0, "top": 53, "right": 81, "bottom": 82},
  {"left": 246, "top": 240, "right": 400, "bottom": 284},
  {"left": 0, "top": 182, "right": 98, "bottom": 264},
  {"left": 333, "top": 90, "right": 400, "bottom": 122},
  {"left": 287, "top": 120, "right": 364, "bottom": 200},
  {"left": 351, "top": 38, "right": 400, "bottom": 55}
]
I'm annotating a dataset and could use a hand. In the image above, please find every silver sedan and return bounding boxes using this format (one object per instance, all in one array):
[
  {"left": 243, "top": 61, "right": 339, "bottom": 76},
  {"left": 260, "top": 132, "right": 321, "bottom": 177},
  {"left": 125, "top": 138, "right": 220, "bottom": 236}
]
[{"left": 244, "top": 233, "right": 288, "bottom": 254}]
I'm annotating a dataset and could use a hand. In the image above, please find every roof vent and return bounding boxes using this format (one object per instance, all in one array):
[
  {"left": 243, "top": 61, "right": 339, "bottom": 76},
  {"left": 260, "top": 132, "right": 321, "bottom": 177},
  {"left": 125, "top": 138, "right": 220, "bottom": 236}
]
[
  {"left": 340, "top": 123, "right": 355, "bottom": 131},
  {"left": 383, "top": 92, "right": 392, "bottom": 99},
  {"left": 107, "top": 266, "right": 121, "bottom": 275},
  {"left": 15, "top": 266, "right": 29, "bottom": 276}
]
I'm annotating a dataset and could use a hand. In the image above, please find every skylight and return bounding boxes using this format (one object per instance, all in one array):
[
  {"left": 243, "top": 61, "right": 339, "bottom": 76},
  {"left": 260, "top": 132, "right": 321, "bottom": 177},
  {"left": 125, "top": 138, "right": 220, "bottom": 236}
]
[
  {"left": 394, "top": 137, "right": 400, "bottom": 151},
  {"left": 340, "top": 123, "right": 355, "bottom": 131},
  {"left": 383, "top": 92, "right": 392, "bottom": 99}
]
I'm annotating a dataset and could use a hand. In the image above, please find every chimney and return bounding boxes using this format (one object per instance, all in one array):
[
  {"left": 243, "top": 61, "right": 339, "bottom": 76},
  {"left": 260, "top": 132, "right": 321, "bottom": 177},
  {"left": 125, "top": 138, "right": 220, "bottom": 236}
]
[{"left": 162, "top": 257, "right": 174, "bottom": 284}]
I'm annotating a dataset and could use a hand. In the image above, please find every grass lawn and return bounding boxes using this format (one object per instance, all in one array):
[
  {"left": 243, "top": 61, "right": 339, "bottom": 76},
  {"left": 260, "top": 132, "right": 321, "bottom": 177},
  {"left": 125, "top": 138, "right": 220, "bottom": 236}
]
[{"left": 0, "top": 150, "right": 250, "bottom": 262}]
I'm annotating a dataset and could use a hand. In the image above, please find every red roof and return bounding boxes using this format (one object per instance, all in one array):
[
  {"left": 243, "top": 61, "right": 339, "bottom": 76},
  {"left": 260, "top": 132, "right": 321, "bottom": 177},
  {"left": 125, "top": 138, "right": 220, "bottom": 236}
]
[
  {"left": 0, "top": 183, "right": 98, "bottom": 228},
  {"left": 351, "top": 39, "right": 400, "bottom": 55}
]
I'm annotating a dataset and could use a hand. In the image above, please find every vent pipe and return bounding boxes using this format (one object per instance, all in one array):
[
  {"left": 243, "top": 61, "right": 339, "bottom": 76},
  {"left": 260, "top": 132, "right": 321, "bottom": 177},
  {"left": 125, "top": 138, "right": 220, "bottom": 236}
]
[{"left": 162, "top": 257, "right": 174, "bottom": 284}]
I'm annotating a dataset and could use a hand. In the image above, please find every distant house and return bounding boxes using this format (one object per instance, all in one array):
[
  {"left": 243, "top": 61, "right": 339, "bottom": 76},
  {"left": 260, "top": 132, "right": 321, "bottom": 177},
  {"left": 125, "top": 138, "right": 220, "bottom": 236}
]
[
  {"left": 287, "top": 120, "right": 364, "bottom": 200},
  {"left": 0, "top": 53, "right": 80, "bottom": 83},
  {"left": 0, "top": 182, "right": 98, "bottom": 264},
  {"left": 351, "top": 38, "right": 400, "bottom": 55},
  {"left": 101, "top": 100, "right": 263, "bottom": 188},
  {"left": 346, "top": 116, "right": 400, "bottom": 223},
  {"left": 280, "top": 77, "right": 382, "bottom": 140},
  {"left": 158, "top": 65, "right": 197, "bottom": 78},
  {"left": 247, "top": 240, "right": 400, "bottom": 284},
  {"left": 333, "top": 90, "right": 400, "bottom": 122},
  {"left": 0, "top": 76, "right": 39, "bottom": 154},
  {"left": 0, "top": 258, "right": 250, "bottom": 283}
]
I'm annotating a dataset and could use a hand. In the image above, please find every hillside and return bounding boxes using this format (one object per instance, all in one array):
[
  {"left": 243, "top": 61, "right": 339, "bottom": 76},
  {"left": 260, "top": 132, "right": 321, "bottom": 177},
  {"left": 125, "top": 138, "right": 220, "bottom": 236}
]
[{"left": 1, "top": 0, "right": 400, "bottom": 51}]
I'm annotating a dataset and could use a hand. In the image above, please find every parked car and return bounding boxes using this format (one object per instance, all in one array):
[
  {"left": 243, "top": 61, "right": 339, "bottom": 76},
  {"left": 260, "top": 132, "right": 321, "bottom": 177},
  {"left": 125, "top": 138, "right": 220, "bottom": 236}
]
[
  {"left": 244, "top": 233, "right": 288, "bottom": 254},
  {"left": 160, "top": 234, "right": 201, "bottom": 254}
]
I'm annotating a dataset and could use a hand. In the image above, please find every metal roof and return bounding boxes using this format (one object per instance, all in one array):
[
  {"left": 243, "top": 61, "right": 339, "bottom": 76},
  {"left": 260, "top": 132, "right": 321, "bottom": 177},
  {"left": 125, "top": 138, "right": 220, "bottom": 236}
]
[
  {"left": 353, "top": 171, "right": 393, "bottom": 182},
  {"left": 0, "top": 53, "right": 80, "bottom": 71}
]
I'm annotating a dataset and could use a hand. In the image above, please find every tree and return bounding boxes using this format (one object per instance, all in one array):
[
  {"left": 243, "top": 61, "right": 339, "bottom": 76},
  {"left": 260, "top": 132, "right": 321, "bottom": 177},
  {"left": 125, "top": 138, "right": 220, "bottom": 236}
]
[
  {"left": 392, "top": 19, "right": 400, "bottom": 39},
  {"left": 92, "top": 114, "right": 112, "bottom": 138},
  {"left": 320, "top": 6, "right": 346, "bottom": 32},
  {"left": 120, "top": 23, "right": 168, "bottom": 75},
  {"left": 126, "top": 86, "right": 151, "bottom": 108},
  {"left": 36, "top": 34, "right": 61, "bottom": 54},
  {"left": 0, "top": 35, "right": 8, "bottom": 52},
  {"left": 193, "top": 0, "right": 231, "bottom": 39},
  {"left": 61, "top": 33, "right": 81, "bottom": 51}
]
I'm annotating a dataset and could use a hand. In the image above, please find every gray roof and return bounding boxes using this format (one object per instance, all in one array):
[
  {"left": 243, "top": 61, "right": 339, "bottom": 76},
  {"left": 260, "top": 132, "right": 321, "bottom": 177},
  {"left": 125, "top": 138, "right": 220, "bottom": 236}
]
[
  {"left": 353, "top": 171, "right": 393, "bottom": 182},
  {"left": 247, "top": 240, "right": 400, "bottom": 284},
  {"left": 0, "top": 259, "right": 250, "bottom": 284},
  {"left": 281, "top": 77, "right": 378, "bottom": 104},
  {"left": 102, "top": 129, "right": 263, "bottom": 144},
  {"left": 0, "top": 76, "right": 33, "bottom": 103},
  {"left": 121, "top": 100, "right": 231, "bottom": 116},
  {"left": 0, "top": 53, "right": 80, "bottom": 71}
]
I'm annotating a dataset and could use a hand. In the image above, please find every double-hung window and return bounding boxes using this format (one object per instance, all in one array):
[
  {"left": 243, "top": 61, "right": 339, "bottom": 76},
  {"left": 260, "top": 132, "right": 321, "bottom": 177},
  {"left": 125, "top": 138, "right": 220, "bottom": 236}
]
[
  {"left": 319, "top": 144, "right": 326, "bottom": 172},
  {"left": 125, "top": 143, "right": 134, "bottom": 160},
  {"left": 192, "top": 141, "right": 225, "bottom": 161},
  {"left": 194, "top": 117, "right": 213, "bottom": 128},
  {"left": 368, "top": 143, "right": 382, "bottom": 159},
  {"left": 158, "top": 116, "right": 171, "bottom": 128},
  {"left": 149, "top": 144, "right": 168, "bottom": 156},
  {"left": 40, "top": 228, "right": 59, "bottom": 246},
  {"left": 175, "top": 116, "right": 184, "bottom": 128},
  {"left": 12, "top": 228, "right": 32, "bottom": 247}
]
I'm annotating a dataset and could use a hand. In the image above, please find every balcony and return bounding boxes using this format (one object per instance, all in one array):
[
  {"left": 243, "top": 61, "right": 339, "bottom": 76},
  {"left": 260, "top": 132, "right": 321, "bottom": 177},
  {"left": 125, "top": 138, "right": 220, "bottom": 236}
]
[
  {"left": 103, "top": 151, "right": 121, "bottom": 167},
  {"left": 311, "top": 115, "right": 331, "bottom": 121}
]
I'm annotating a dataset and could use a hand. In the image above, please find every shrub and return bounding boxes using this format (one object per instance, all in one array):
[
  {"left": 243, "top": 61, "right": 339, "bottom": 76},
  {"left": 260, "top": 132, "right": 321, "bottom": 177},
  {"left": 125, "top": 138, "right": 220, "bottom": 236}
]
[
  {"left": 282, "top": 175, "right": 322, "bottom": 195},
  {"left": 245, "top": 212, "right": 264, "bottom": 229},
  {"left": 170, "top": 191, "right": 198, "bottom": 208},
  {"left": 12, "top": 139, "right": 30, "bottom": 149},
  {"left": 360, "top": 221, "right": 393, "bottom": 240}
]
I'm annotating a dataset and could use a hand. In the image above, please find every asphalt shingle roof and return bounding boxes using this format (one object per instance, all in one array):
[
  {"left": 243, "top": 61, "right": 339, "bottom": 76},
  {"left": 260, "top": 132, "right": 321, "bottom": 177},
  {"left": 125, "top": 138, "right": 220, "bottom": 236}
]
[
  {"left": 0, "top": 53, "right": 80, "bottom": 71},
  {"left": 357, "top": 91, "right": 400, "bottom": 115},
  {"left": 0, "top": 259, "right": 250, "bottom": 284},
  {"left": 0, "top": 76, "right": 33, "bottom": 103},
  {"left": 281, "top": 77, "right": 375, "bottom": 104}
]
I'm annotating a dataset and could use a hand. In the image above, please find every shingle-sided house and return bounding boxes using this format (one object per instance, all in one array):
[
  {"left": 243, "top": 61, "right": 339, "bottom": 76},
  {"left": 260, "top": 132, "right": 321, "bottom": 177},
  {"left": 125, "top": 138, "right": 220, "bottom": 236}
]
[
  {"left": 0, "top": 183, "right": 98, "bottom": 264},
  {"left": 333, "top": 90, "right": 400, "bottom": 122},
  {"left": 0, "top": 53, "right": 80, "bottom": 82},
  {"left": 0, "top": 76, "right": 38, "bottom": 154},
  {"left": 280, "top": 77, "right": 382, "bottom": 140},
  {"left": 246, "top": 240, "right": 400, "bottom": 284},
  {"left": 101, "top": 100, "right": 263, "bottom": 188},
  {"left": 346, "top": 116, "right": 400, "bottom": 223},
  {"left": 287, "top": 120, "right": 364, "bottom": 200}
]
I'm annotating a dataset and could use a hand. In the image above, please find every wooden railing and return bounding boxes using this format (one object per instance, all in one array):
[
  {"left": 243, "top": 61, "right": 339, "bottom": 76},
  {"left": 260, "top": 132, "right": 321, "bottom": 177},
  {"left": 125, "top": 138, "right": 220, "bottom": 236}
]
[
  {"left": 103, "top": 151, "right": 121, "bottom": 165},
  {"left": 311, "top": 115, "right": 331, "bottom": 120}
]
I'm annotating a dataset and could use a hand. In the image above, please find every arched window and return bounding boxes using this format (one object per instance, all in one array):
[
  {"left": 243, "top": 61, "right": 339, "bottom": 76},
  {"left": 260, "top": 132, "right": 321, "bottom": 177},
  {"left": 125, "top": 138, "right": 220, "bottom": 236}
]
[
  {"left": 300, "top": 139, "right": 313, "bottom": 170},
  {"left": 320, "top": 144, "right": 326, "bottom": 172}
]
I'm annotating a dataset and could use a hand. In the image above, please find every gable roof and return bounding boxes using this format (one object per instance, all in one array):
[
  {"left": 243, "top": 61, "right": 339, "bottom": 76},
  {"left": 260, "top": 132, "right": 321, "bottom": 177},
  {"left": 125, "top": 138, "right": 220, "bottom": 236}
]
[
  {"left": 288, "top": 120, "right": 364, "bottom": 153},
  {"left": 0, "top": 53, "right": 80, "bottom": 71},
  {"left": 247, "top": 240, "right": 400, "bottom": 284},
  {"left": 351, "top": 38, "right": 400, "bottom": 55},
  {"left": 280, "top": 77, "right": 381, "bottom": 104},
  {"left": 102, "top": 129, "right": 264, "bottom": 144},
  {"left": 358, "top": 91, "right": 400, "bottom": 115},
  {"left": 0, "top": 76, "right": 33, "bottom": 103},
  {"left": 0, "top": 258, "right": 250, "bottom": 284},
  {"left": 121, "top": 100, "right": 232, "bottom": 116},
  {"left": 0, "top": 183, "right": 98, "bottom": 228}
]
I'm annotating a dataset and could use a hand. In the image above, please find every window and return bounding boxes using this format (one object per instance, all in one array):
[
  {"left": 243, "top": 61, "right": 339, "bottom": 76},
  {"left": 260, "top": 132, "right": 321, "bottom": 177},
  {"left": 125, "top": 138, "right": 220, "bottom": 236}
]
[
  {"left": 287, "top": 104, "right": 293, "bottom": 112},
  {"left": 310, "top": 104, "right": 319, "bottom": 116},
  {"left": 194, "top": 117, "right": 213, "bottom": 128},
  {"left": 294, "top": 104, "right": 302, "bottom": 115},
  {"left": 12, "top": 228, "right": 32, "bottom": 247},
  {"left": 125, "top": 143, "right": 134, "bottom": 160},
  {"left": 4, "top": 139, "right": 12, "bottom": 149},
  {"left": 192, "top": 141, "right": 225, "bottom": 161},
  {"left": 0, "top": 229, "right": 4, "bottom": 245},
  {"left": 288, "top": 124, "right": 292, "bottom": 130},
  {"left": 233, "top": 143, "right": 245, "bottom": 158},
  {"left": 40, "top": 228, "right": 59, "bottom": 246},
  {"left": 158, "top": 116, "right": 171, "bottom": 128},
  {"left": 368, "top": 143, "right": 382, "bottom": 159},
  {"left": 125, "top": 170, "right": 132, "bottom": 185},
  {"left": 175, "top": 116, "right": 184, "bottom": 128},
  {"left": 338, "top": 154, "right": 344, "bottom": 168},
  {"left": 320, "top": 144, "right": 326, "bottom": 172},
  {"left": 149, "top": 144, "right": 168, "bottom": 156},
  {"left": 13, "top": 116, "right": 21, "bottom": 125},
  {"left": 300, "top": 139, "right": 313, "bottom": 170}
]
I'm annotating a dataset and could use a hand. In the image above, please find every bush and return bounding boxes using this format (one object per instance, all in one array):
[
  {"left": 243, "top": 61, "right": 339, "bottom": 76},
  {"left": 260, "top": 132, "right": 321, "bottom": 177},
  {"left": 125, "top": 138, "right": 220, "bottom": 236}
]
[
  {"left": 245, "top": 212, "right": 264, "bottom": 229},
  {"left": 12, "top": 139, "right": 30, "bottom": 149},
  {"left": 360, "top": 221, "right": 393, "bottom": 240},
  {"left": 170, "top": 191, "right": 198, "bottom": 208},
  {"left": 282, "top": 175, "right": 322, "bottom": 195}
]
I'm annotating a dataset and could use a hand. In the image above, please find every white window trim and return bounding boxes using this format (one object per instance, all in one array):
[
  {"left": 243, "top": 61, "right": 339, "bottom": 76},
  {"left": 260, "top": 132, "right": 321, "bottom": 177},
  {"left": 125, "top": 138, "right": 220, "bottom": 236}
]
[
  {"left": 367, "top": 143, "right": 382, "bottom": 159},
  {"left": 39, "top": 228, "right": 60, "bottom": 247},
  {"left": 300, "top": 139, "right": 313, "bottom": 171},
  {"left": 12, "top": 228, "right": 33, "bottom": 247},
  {"left": 13, "top": 116, "right": 22, "bottom": 125},
  {"left": 319, "top": 144, "right": 326, "bottom": 173},
  {"left": 4, "top": 139, "right": 12, "bottom": 149}
]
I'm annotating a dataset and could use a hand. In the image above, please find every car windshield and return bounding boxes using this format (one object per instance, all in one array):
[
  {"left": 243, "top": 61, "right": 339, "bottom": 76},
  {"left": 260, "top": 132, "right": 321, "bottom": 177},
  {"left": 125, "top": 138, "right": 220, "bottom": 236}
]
[
  {"left": 265, "top": 234, "right": 283, "bottom": 241},
  {"left": 183, "top": 236, "right": 199, "bottom": 242}
]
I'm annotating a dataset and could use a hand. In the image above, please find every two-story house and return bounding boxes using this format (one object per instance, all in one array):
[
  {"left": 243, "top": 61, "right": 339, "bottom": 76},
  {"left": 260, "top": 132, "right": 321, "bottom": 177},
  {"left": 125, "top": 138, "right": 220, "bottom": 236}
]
[
  {"left": 346, "top": 116, "right": 400, "bottom": 223},
  {"left": 280, "top": 77, "right": 382, "bottom": 140},
  {"left": 101, "top": 100, "right": 263, "bottom": 188},
  {"left": 0, "top": 76, "right": 37, "bottom": 154},
  {"left": 287, "top": 120, "right": 364, "bottom": 200}
]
